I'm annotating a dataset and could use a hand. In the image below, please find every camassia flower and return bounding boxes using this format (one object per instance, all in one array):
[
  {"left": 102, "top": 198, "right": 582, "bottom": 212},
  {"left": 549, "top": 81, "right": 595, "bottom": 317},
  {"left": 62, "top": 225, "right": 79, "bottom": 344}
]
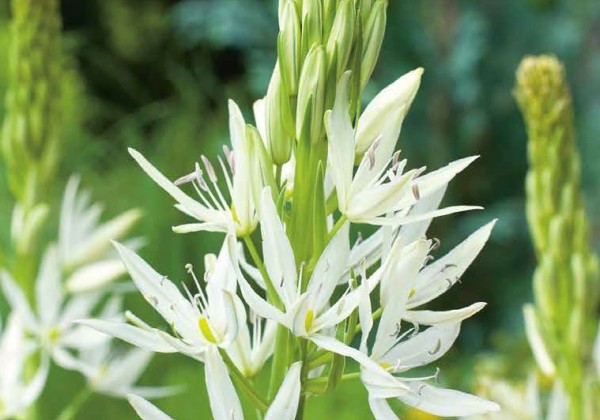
[
  {"left": 0, "top": 313, "right": 48, "bottom": 420},
  {"left": 129, "top": 100, "right": 262, "bottom": 237},
  {"left": 326, "top": 71, "right": 480, "bottom": 226},
  {"left": 59, "top": 175, "right": 141, "bottom": 293},
  {"left": 128, "top": 360, "right": 303, "bottom": 420},
  {"left": 310, "top": 224, "right": 500, "bottom": 419},
  {"left": 80, "top": 239, "right": 276, "bottom": 377},
  {"left": 232, "top": 188, "right": 380, "bottom": 338},
  {"left": 1, "top": 247, "right": 117, "bottom": 370}
]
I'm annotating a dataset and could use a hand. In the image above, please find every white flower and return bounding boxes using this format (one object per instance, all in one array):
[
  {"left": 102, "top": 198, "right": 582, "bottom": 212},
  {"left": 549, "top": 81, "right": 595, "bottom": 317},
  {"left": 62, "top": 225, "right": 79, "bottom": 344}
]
[
  {"left": 60, "top": 175, "right": 141, "bottom": 293},
  {"left": 79, "top": 240, "right": 243, "bottom": 360},
  {"left": 1, "top": 247, "right": 116, "bottom": 370},
  {"left": 0, "top": 313, "right": 49, "bottom": 420},
  {"left": 127, "top": 358, "right": 302, "bottom": 420},
  {"left": 232, "top": 188, "right": 378, "bottom": 338},
  {"left": 308, "top": 223, "right": 500, "bottom": 418},
  {"left": 326, "top": 71, "right": 480, "bottom": 225},
  {"left": 64, "top": 338, "right": 175, "bottom": 399},
  {"left": 129, "top": 100, "right": 262, "bottom": 236}
]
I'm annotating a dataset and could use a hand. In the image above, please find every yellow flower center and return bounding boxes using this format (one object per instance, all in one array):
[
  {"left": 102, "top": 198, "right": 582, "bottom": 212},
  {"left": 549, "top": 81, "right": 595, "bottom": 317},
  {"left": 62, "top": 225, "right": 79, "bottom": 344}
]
[
  {"left": 304, "top": 309, "right": 315, "bottom": 332},
  {"left": 379, "top": 362, "right": 392, "bottom": 369},
  {"left": 198, "top": 317, "right": 217, "bottom": 343},
  {"left": 48, "top": 327, "right": 61, "bottom": 343},
  {"left": 408, "top": 288, "right": 416, "bottom": 299}
]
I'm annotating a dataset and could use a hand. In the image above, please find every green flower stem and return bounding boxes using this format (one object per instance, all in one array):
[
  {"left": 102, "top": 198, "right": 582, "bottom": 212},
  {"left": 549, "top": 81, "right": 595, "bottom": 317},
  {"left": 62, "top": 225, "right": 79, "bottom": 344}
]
[
  {"left": 243, "top": 235, "right": 284, "bottom": 310},
  {"left": 268, "top": 326, "right": 292, "bottom": 400},
  {"left": 307, "top": 371, "right": 361, "bottom": 387},
  {"left": 327, "top": 215, "right": 348, "bottom": 243},
  {"left": 220, "top": 350, "right": 269, "bottom": 413},
  {"left": 55, "top": 387, "right": 92, "bottom": 420}
]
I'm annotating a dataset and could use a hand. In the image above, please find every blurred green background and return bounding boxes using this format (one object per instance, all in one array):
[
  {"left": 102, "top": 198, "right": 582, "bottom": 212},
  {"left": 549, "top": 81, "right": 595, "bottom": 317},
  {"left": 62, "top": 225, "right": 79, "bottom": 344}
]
[{"left": 1, "top": 0, "right": 600, "bottom": 418}]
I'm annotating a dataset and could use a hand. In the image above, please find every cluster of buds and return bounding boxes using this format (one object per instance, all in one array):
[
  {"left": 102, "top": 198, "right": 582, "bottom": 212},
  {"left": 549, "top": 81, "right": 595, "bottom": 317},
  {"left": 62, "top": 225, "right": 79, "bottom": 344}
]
[
  {"left": 263, "top": 0, "right": 387, "bottom": 165},
  {"left": 515, "top": 55, "right": 600, "bottom": 419}
]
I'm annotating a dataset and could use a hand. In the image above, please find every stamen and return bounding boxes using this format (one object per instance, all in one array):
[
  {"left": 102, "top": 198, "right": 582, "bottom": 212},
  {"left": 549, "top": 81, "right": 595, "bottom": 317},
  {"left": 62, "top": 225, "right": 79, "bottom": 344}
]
[
  {"left": 201, "top": 155, "right": 218, "bottom": 183},
  {"left": 174, "top": 171, "right": 197, "bottom": 186},
  {"left": 412, "top": 184, "right": 420, "bottom": 200}
]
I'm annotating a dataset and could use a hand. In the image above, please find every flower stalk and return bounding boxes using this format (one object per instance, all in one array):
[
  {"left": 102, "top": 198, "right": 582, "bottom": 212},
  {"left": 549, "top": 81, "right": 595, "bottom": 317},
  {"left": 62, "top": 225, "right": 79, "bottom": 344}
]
[{"left": 515, "top": 54, "right": 600, "bottom": 419}]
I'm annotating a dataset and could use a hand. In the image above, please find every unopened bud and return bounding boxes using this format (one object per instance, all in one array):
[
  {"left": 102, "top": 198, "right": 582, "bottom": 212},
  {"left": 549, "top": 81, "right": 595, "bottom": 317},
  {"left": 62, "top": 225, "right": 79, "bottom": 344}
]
[
  {"left": 361, "top": 0, "right": 387, "bottom": 91},
  {"left": 296, "top": 45, "right": 327, "bottom": 144},
  {"left": 355, "top": 67, "right": 423, "bottom": 158},
  {"left": 266, "top": 65, "right": 294, "bottom": 164},
  {"left": 326, "top": 0, "right": 355, "bottom": 79},
  {"left": 322, "top": 0, "right": 337, "bottom": 38},
  {"left": 278, "top": 0, "right": 301, "bottom": 95},
  {"left": 301, "top": 0, "right": 323, "bottom": 57}
]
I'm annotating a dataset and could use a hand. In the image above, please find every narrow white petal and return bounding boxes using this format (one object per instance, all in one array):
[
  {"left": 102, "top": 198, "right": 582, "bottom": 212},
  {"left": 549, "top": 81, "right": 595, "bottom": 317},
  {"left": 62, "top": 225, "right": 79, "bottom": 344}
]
[
  {"left": 35, "top": 246, "right": 63, "bottom": 325},
  {"left": 368, "top": 398, "right": 398, "bottom": 420},
  {"left": 326, "top": 72, "right": 354, "bottom": 211},
  {"left": 228, "top": 236, "right": 288, "bottom": 327},
  {"left": 66, "top": 259, "right": 127, "bottom": 293},
  {"left": 205, "top": 346, "right": 244, "bottom": 420},
  {"left": 402, "top": 302, "right": 486, "bottom": 325},
  {"left": 128, "top": 394, "right": 175, "bottom": 420},
  {"left": 76, "top": 319, "right": 176, "bottom": 353},
  {"left": 523, "top": 305, "right": 555, "bottom": 376},
  {"left": 397, "top": 382, "right": 500, "bottom": 416},
  {"left": 371, "top": 205, "right": 482, "bottom": 227},
  {"left": 172, "top": 222, "right": 229, "bottom": 234},
  {"left": 310, "top": 334, "right": 407, "bottom": 399},
  {"left": 113, "top": 242, "right": 199, "bottom": 340},
  {"left": 265, "top": 362, "right": 302, "bottom": 420},
  {"left": 379, "top": 323, "right": 461, "bottom": 372},
  {"left": 0, "top": 271, "right": 37, "bottom": 330},
  {"left": 129, "top": 148, "right": 212, "bottom": 221},
  {"left": 307, "top": 222, "right": 350, "bottom": 313},
  {"left": 408, "top": 220, "right": 496, "bottom": 308},
  {"left": 358, "top": 280, "right": 374, "bottom": 353},
  {"left": 260, "top": 188, "right": 297, "bottom": 307}
]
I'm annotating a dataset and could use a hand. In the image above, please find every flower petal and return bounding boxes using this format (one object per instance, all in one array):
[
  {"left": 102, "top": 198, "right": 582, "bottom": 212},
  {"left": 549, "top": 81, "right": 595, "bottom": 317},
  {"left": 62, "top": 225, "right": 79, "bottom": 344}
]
[
  {"left": 397, "top": 382, "right": 500, "bottom": 417},
  {"left": 113, "top": 242, "right": 199, "bottom": 341},
  {"left": 76, "top": 319, "right": 176, "bottom": 353},
  {"left": 128, "top": 394, "right": 174, "bottom": 420},
  {"left": 260, "top": 188, "right": 298, "bottom": 307},
  {"left": 265, "top": 362, "right": 302, "bottom": 420},
  {"left": 368, "top": 398, "right": 398, "bottom": 420},
  {"left": 408, "top": 220, "right": 496, "bottom": 308},
  {"left": 326, "top": 72, "right": 354, "bottom": 212},
  {"left": 205, "top": 346, "right": 244, "bottom": 420},
  {"left": 402, "top": 302, "right": 486, "bottom": 325}
]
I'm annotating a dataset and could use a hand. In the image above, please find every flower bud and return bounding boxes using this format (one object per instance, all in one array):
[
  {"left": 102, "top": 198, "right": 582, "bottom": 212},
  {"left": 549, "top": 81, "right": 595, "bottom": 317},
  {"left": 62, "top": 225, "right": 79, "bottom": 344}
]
[
  {"left": 278, "top": 0, "right": 301, "bottom": 95},
  {"left": 361, "top": 0, "right": 387, "bottom": 91},
  {"left": 326, "top": 0, "right": 355, "bottom": 79},
  {"left": 301, "top": 0, "right": 323, "bottom": 57},
  {"left": 355, "top": 67, "right": 423, "bottom": 158},
  {"left": 266, "top": 65, "right": 295, "bottom": 164},
  {"left": 296, "top": 45, "right": 327, "bottom": 144}
]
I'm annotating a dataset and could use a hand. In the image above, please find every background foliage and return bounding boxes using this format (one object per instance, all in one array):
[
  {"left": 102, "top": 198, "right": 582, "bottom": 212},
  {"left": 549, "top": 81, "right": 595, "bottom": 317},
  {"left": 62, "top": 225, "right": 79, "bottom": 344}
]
[{"left": 1, "top": 0, "right": 599, "bottom": 418}]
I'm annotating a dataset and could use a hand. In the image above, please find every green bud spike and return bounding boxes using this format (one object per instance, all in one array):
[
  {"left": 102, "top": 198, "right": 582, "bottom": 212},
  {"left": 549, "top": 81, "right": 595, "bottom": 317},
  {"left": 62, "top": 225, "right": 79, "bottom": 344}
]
[
  {"left": 516, "top": 55, "right": 600, "bottom": 419},
  {"left": 1, "top": 0, "right": 62, "bottom": 209}
]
